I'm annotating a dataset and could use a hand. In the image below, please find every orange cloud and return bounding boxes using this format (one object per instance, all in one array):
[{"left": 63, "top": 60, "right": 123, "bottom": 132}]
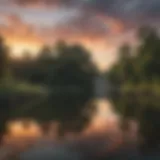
[{"left": 0, "top": 14, "right": 44, "bottom": 54}]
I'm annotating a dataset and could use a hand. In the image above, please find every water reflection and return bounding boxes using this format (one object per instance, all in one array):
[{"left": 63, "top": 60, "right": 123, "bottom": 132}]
[
  {"left": 111, "top": 93, "right": 160, "bottom": 153},
  {"left": 83, "top": 99, "right": 120, "bottom": 135},
  {"left": 4, "top": 98, "right": 120, "bottom": 141},
  {"left": 1, "top": 96, "right": 159, "bottom": 160},
  {"left": 4, "top": 120, "right": 42, "bottom": 144}
]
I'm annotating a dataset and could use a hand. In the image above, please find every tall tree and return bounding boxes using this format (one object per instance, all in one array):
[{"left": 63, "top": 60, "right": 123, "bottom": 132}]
[
  {"left": 108, "top": 44, "right": 133, "bottom": 85},
  {"left": 0, "top": 37, "right": 9, "bottom": 79},
  {"left": 108, "top": 26, "right": 160, "bottom": 86}
]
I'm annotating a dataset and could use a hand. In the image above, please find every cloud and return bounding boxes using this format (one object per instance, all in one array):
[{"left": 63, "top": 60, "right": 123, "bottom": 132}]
[
  {"left": 0, "top": 8, "right": 126, "bottom": 46},
  {"left": 86, "top": 0, "right": 160, "bottom": 20},
  {"left": 6, "top": 0, "right": 159, "bottom": 27},
  {"left": 12, "top": 0, "right": 60, "bottom": 8},
  {"left": 1, "top": 0, "right": 160, "bottom": 19},
  {"left": 36, "top": 9, "right": 126, "bottom": 47},
  {"left": 1, "top": 0, "right": 159, "bottom": 24},
  {"left": 0, "top": 11, "right": 125, "bottom": 70},
  {"left": 13, "top": 0, "right": 160, "bottom": 17},
  {"left": 10, "top": 0, "right": 81, "bottom": 8},
  {"left": 0, "top": 0, "right": 158, "bottom": 70},
  {"left": 0, "top": 14, "right": 44, "bottom": 53}
]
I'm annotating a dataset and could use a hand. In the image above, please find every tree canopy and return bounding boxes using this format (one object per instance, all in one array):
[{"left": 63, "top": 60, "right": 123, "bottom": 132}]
[{"left": 108, "top": 27, "right": 160, "bottom": 86}]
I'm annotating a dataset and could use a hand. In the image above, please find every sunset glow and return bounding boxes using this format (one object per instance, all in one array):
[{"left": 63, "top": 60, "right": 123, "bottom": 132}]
[
  {"left": 5, "top": 120, "right": 42, "bottom": 139},
  {"left": 83, "top": 99, "right": 120, "bottom": 135},
  {"left": 0, "top": 0, "right": 158, "bottom": 70}
]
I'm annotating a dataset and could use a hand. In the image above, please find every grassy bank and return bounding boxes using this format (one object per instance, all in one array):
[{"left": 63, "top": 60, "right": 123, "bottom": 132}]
[
  {"left": 121, "top": 82, "right": 160, "bottom": 97},
  {"left": 0, "top": 81, "right": 47, "bottom": 95}
]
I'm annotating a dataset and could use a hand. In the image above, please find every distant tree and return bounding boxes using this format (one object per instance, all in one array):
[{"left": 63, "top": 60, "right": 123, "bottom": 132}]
[
  {"left": 11, "top": 46, "right": 55, "bottom": 84},
  {"left": 22, "top": 50, "right": 33, "bottom": 61},
  {"left": 119, "top": 44, "right": 131, "bottom": 60},
  {"left": 38, "top": 46, "right": 53, "bottom": 61}
]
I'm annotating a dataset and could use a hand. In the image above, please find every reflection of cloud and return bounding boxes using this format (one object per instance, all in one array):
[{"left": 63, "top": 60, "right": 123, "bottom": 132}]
[{"left": 86, "top": 0, "right": 160, "bottom": 20}]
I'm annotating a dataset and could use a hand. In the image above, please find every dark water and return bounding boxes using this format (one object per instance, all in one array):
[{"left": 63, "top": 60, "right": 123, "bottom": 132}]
[
  {"left": 0, "top": 76, "right": 160, "bottom": 159},
  {"left": 17, "top": 94, "right": 160, "bottom": 160}
]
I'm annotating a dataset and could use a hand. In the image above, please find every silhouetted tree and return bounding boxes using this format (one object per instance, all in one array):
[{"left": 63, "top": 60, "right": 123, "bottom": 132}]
[
  {"left": 47, "top": 42, "right": 97, "bottom": 128},
  {"left": 0, "top": 37, "right": 9, "bottom": 79},
  {"left": 11, "top": 46, "right": 55, "bottom": 84},
  {"left": 108, "top": 26, "right": 160, "bottom": 88},
  {"left": 108, "top": 44, "right": 133, "bottom": 85},
  {"left": 108, "top": 27, "right": 160, "bottom": 136}
]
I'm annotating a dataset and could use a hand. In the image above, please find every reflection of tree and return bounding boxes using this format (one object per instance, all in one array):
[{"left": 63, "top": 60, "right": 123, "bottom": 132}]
[{"left": 140, "top": 108, "right": 160, "bottom": 152}]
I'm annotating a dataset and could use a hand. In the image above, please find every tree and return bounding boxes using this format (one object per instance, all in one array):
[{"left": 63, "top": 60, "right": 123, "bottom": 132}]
[
  {"left": 108, "top": 44, "right": 133, "bottom": 85},
  {"left": 137, "top": 27, "right": 160, "bottom": 81},
  {"left": 38, "top": 46, "right": 53, "bottom": 61},
  {"left": 107, "top": 26, "right": 160, "bottom": 124},
  {"left": 11, "top": 46, "right": 55, "bottom": 85},
  {"left": 46, "top": 42, "right": 97, "bottom": 129},
  {"left": 108, "top": 26, "right": 160, "bottom": 86},
  {"left": 0, "top": 37, "right": 9, "bottom": 79},
  {"left": 29, "top": 46, "right": 55, "bottom": 84}
]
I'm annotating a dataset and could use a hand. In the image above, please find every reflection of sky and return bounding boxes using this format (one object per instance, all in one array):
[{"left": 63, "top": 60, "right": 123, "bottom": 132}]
[{"left": 85, "top": 99, "right": 120, "bottom": 134}]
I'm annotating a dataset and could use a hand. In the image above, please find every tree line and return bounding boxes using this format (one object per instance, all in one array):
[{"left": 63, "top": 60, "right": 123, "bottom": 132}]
[{"left": 108, "top": 27, "right": 160, "bottom": 90}]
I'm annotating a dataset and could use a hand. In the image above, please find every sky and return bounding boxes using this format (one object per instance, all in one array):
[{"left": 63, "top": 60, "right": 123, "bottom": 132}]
[{"left": 0, "top": 0, "right": 159, "bottom": 71}]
